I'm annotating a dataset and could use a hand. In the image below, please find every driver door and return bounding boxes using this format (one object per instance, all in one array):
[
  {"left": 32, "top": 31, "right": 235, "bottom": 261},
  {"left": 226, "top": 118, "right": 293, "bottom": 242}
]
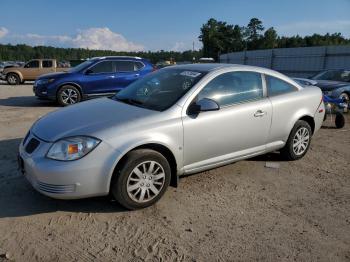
[
  {"left": 81, "top": 60, "right": 117, "bottom": 94},
  {"left": 23, "top": 60, "right": 40, "bottom": 80},
  {"left": 182, "top": 71, "right": 272, "bottom": 172}
]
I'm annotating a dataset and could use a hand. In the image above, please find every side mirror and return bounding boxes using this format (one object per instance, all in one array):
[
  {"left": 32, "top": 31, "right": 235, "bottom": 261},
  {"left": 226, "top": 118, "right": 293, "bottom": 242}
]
[
  {"left": 85, "top": 69, "right": 93, "bottom": 75},
  {"left": 188, "top": 98, "right": 220, "bottom": 115}
]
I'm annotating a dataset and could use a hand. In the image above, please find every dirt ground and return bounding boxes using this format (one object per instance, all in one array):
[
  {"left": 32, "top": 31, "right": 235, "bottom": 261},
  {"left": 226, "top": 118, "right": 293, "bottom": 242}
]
[{"left": 0, "top": 82, "right": 349, "bottom": 262}]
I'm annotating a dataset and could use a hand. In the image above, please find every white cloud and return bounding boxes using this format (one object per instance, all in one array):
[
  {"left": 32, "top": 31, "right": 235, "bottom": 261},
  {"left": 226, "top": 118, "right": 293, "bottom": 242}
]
[
  {"left": 276, "top": 20, "right": 350, "bottom": 37},
  {"left": 0, "top": 27, "right": 144, "bottom": 51},
  {"left": 171, "top": 42, "right": 186, "bottom": 52},
  {"left": 71, "top": 27, "right": 144, "bottom": 51},
  {"left": 0, "top": 27, "right": 8, "bottom": 38}
]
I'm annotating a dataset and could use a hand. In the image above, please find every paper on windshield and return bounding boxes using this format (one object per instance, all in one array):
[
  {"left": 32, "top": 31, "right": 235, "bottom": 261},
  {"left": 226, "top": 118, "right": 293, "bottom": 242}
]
[{"left": 180, "top": 71, "right": 202, "bottom": 78}]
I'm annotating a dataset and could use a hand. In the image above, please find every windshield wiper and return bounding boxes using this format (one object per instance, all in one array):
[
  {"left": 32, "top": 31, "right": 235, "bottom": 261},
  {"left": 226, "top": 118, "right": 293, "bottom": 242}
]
[{"left": 113, "top": 97, "right": 145, "bottom": 107}]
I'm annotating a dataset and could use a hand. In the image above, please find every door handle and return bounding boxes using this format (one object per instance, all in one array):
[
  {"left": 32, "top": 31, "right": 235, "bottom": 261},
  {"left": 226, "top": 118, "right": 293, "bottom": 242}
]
[
  {"left": 254, "top": 110, "right": 266, "bottom": 117},
  {"left": 134, "top": 73, "right": 140, "bottom": 77},
  {"left": 107, "top": 75, "right": 115, "bottom": 79}
]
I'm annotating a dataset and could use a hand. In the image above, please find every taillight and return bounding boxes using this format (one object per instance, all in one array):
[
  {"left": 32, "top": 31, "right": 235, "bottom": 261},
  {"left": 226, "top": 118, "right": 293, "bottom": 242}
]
[{"left": 318, "top": 96, "right": 324, "bottom": 113}]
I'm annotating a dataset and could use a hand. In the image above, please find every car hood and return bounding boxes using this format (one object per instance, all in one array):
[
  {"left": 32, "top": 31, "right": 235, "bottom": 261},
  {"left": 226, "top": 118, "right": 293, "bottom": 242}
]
[
  {"left": 32, "top": 98, "right": 157, "bottom": 142},
  {"left": 38, "top": 72, "right": 68, "bottom": 79},
  {"left": 313, "top": 80, "right": 349, "bottom": 91}
]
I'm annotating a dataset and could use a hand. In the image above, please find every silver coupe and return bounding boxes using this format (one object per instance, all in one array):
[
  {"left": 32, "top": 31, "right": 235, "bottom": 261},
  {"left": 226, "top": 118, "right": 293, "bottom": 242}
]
[{"left": 19, "top": 64, "right": 325, "bottom": 209}]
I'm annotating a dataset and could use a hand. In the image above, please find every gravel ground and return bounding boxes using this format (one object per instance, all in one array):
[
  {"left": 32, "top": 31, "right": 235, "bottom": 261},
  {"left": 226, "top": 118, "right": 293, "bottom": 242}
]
[{"left": 0, "top": 83, "right": 349, "bottom": 262}]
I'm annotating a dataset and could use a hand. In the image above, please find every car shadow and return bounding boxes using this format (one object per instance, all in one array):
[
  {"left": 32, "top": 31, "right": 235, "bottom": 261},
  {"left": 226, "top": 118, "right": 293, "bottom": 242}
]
[
  {"left": 248, "top": 151, "right": 287, "bottom": 162},
  {"left": 0, "top": 81, "right": 34, "bottom": 86},
  {"left": 0, "top": 96, "right": 57, "bottom": 107},
  {"left": 0, "top": 138, "right": 127, "bottom": 218},
  {"left": 321, "top": 125, "right": 338, "bottom": 129}
]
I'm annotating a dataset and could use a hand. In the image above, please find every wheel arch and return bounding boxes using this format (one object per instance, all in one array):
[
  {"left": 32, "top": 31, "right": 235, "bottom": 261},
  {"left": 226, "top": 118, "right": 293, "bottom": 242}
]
[
  {"left": 6, "top": 70, "right": 23, "bottom": 82},
  {"left": 109, "top": 143, "right": 178, "bottom": 192},
  {"left": 298, "top": 115, "right": 315, "bottom": 134},
  {"left": 56, "top": 82, "right": 84, "bottom": 98}
]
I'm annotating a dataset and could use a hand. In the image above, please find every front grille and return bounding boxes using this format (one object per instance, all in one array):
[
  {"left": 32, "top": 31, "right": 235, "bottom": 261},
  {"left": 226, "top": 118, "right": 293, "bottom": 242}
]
[
  {"left": 22, "top": 131, "right": 30, "bottom": 145},
  {"left": 25, "top": 138, "right": 40, "bottom": 154},
  {"left": 36, "top": 181, "right": 76, "bottom": 194}
]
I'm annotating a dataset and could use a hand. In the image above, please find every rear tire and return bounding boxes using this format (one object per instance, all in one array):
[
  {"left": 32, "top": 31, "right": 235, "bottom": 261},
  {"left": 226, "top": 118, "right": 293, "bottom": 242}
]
[
  {"left": 57, "top": 85, "right": 81, "bottom": 106},
  {"left": 281, "top": 120, "right": 312, "bottom": 161},
  {"left": 6, "top": 73, "right": 20, "bottom": 85},
  {"left": 335, "top": 113, "right": 345, "bottom": 129},
  {"left": 111, "top": 149, "right": 171, "bottom": 210}
]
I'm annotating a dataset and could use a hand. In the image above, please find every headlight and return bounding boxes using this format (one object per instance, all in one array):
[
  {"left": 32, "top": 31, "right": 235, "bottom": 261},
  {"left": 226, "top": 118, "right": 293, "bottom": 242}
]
[
  {"left": 36, "top": 78, "right": 55, "bottom": 85},
  {"left": 46, "top": 136, "right": 101, "bottom": 161}
]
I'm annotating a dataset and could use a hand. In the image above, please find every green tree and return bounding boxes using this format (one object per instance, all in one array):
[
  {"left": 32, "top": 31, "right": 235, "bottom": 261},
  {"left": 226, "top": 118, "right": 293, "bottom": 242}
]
[
  {"left": 261, "top": 27, "right": 278, "bottom": 49},
  {"left": 245, "top": 18, "right": 264, "bottom": 49},
  {"left": 199, "top": 18, "right": 244, "bottom": 60}
]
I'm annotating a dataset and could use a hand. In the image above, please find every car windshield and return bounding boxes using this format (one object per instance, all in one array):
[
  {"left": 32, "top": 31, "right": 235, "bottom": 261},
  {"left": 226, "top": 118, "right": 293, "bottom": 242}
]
[
  {"left": 311, "top": 70, "right": 350, "bottom": 82},
  {"left": 68, "top": 59, "right": 97, "bottom": 73},
  {"left": 112, "top": 68, "right": 207, "bottom": 111}
]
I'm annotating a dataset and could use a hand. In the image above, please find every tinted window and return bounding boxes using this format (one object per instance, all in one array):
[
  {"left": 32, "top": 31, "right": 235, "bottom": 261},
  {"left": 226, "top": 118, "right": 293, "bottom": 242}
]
[
  {"left": 68, "top": 59, "right": 97, "bottom": 73},
  {"left": 312, "top": 70, "right": 350, "bottom": 82},
  {"left": 266, "top": 76, "right": 297, "bottom": 96},
  {"left": 114, "top": 68, "right": 206, "bottom": 111},
  {"left": 197, "top": 71, "right": 263, "bottom": 106},
  {"left": 135, "top": 62, "right": 144, "bottom": 71},
  {"left": 24, "top": 60, "right": 39, "bottom": 68},
  {"left": 89, "top": 61, "right": 114, "bottom": 74},
  {"left": 42, "top": 60, "right": 53, "bottom": 68},
  {"left": 116, "top": 61, "right": 135, "bottom": 72}
]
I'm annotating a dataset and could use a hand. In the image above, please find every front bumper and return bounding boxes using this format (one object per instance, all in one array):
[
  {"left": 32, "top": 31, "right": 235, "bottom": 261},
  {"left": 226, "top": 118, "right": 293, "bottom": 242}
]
[
  {"left": 19, "top": 131, "right": 118, "bottom": 199},
  {"left": 33, "top": 83, "right": 50, "bottom": 98},
  {"left": 0, "top": 72, "right": 6, "bottom": 81}
]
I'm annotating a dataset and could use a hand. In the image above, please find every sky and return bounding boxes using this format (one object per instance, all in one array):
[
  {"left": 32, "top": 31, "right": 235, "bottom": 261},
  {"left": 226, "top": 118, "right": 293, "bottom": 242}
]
[{"left": 0, "top": 0, "right": 350, "bottom": 52}]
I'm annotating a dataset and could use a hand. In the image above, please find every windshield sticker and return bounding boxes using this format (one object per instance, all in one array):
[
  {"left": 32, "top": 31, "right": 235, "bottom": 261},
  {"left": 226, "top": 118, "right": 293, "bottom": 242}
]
[{"left": 180, "top": 71, "right": 202, "bottom": 78}]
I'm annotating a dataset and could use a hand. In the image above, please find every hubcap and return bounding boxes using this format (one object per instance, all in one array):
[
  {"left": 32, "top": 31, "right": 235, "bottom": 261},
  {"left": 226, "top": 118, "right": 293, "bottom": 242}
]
[
  {"left": 8, "top": 75, "right": 17, "bottom": 84},
  {"left": 292, "top": 127, "right": 310, "bottom": 156},
  {"left": 339, "top": 93, "right": 349, "bottom": 107},
  {"left": 127, "top": 161, "right": 165, "bottom": 203},
  {"left": 61, "top": 89, "right": 78, "bottom": 104}
]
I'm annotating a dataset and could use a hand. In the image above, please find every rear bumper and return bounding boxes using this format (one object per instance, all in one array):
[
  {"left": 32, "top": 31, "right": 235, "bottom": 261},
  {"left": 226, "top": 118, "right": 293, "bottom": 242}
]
[{"left": 314, "top": 101, "right": 325, "bottom": 133}]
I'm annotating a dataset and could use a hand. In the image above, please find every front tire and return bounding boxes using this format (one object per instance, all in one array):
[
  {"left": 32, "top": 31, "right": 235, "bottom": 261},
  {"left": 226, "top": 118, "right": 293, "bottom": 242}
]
[
  {"left": 281, "top": 120, "right": 312, "bottom": 161},
  {"left": 57, "top": 85, "right": 81, "bottom": 106},
  {"left": 6, "top": 73, "right": 20, "bottom": 85},
  {"left": 111, "top": 149, "right": 171, "bottom": 210}
]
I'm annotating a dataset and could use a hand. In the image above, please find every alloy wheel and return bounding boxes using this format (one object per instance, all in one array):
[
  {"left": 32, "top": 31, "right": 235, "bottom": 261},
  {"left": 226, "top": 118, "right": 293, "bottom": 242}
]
[
  {"left": 8, "top": 75, "right": 17, "bottom": 84},
  {"left": 126, "top": 161, "right": 166, "bottom": 203},
  {"left": 61, "top": 89, "right": 79, "bottom": 104},
  {"left": 292, "top": 127, "right": 310, "bottom": 156}
]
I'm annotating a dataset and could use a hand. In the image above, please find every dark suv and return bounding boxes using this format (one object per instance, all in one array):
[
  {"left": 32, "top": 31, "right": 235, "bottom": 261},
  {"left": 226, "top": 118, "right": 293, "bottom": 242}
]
[{"left": 33, "top": 56, "right": 154, "bottom": 106}]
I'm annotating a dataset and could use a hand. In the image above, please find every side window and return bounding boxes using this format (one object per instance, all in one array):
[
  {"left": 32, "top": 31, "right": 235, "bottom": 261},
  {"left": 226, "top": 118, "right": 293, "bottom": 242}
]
[
  {"left": 116, "top": 61, "right": 135, "bottom": 72},
  {"left": 24, "top": 60, "right": 39, "bottom": 68},
  {"left": 197, "top": 71, "right": 263, "bottom": 107},
  {"left": 134, "top": 61, "right": 144, "bottom": 71},
  {"left": 340, "top": 70, "right": 350, "bottom": 82},
  {"left": 42, "top": 60, "right": 53, "bottom": 68},
  {"left": 266, "top": 75, "right": 297, "bottom": 96},
  {"left": 89, "top": 61, "right": 114, "bottom": 74}
]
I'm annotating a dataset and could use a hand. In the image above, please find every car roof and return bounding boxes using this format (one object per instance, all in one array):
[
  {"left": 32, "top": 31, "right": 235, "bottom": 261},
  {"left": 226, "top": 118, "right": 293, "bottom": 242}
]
[
  {"left": 91, "top": 56, "right": 143, "bottom": 60},
  {"left": 167, "top": 63, "right": 283, "bottom": 75}
]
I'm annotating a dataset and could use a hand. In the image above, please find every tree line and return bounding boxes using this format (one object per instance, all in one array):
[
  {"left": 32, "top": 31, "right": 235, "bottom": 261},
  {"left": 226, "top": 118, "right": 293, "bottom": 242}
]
[
  {"left": 1, "top": 17, "right": 349, "bottom": 63},
  {"left": 199, "top": 18, "right": 350, "bottom": 60},
  {"left": 0, "top": 44, "right": 202, "bottom": 64}
]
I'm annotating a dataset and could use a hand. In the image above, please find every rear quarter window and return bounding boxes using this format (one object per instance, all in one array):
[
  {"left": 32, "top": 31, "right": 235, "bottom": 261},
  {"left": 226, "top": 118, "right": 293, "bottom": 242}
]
[{"left": 266, "top": 75, "right": 298, "bottom": 97}]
